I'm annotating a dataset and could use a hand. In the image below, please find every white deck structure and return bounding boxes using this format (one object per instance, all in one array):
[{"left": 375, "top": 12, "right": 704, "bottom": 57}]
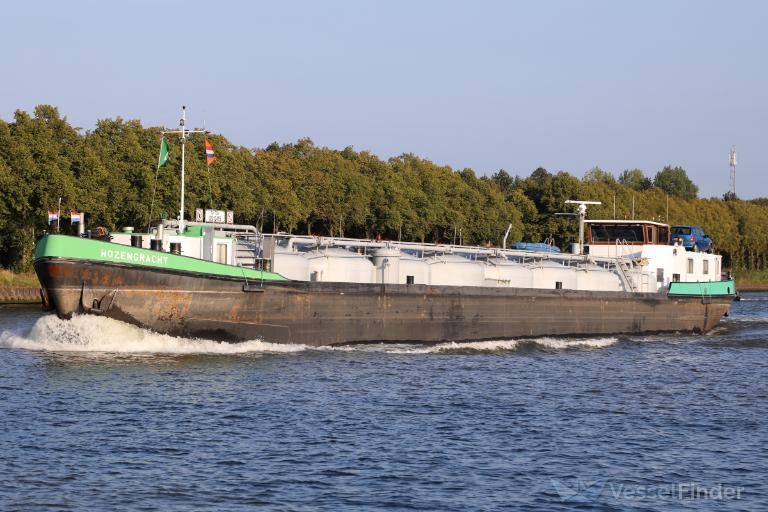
[
  {"left": 110, "top": 217, "right": 722, "bottom": 295},
  {"left": 261, "top": 217, "right": 721, "bottom": 293}
]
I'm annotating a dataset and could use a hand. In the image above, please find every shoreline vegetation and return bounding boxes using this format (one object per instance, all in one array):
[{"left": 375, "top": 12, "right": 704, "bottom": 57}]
[
  {"left": 732, "top": 270, "right": 768, "bottom": 290},
  {"left": 0, "top": 269, "right": 38, "bottom": 288},
  {"left": 1, "top": 105, "right": 767, "bottom": 282}
]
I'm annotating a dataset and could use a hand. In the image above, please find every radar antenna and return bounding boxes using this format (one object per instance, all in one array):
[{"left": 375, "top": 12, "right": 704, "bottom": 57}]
[{"left": 560, "top": 200, "right": 601, "bottom": 255}]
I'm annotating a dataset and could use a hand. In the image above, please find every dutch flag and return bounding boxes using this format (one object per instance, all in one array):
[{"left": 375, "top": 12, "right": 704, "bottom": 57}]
[
  {"left": 48, "top": 211, "right": 58, "bottom": 222},
  {"left": 205, "top": 137, "right": 216, "bottom": 165},
  {"left": 70, "top": 211, "right": 82, "bottom": 223}
]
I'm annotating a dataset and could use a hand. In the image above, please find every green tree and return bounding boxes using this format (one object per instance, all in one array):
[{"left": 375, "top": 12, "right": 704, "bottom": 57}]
[
  {"left": 3, "top": 103, "right": 768, "bottom": 276},
  {"left": 490, "top": 169, "right": 515, "bottom": 194},
  {"left": 653, "top": 165, "right": 698, "bottom": 199},
  {"left": 583, "top": 166, "right": 615, "bottom": 184},
  {"left": 618, "top": 168, "right": 652, "bottom": 191}
]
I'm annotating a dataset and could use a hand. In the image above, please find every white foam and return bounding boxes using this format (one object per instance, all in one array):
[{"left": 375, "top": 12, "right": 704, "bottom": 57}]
[
  {"left": 532, "top": 337, "right": 618, "bottom": 349},
  {"left": 385, "top": 339, "right": 521, "bottom": 354},
  {"left": 725, "top": 315, "right": 768, "bottom": 323},
  {"left": 0, "top": 314, "right": 619, "bottom": 356},
  {"left": 383, "top": 337, "right": 617, "bottom": 354},
  {"left": 0, "top": 314, "right": 308, "bottom": 354}
]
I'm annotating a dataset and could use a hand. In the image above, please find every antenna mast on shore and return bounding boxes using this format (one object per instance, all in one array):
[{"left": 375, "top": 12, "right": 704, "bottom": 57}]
[
  {"left": 163, "top": 106, "right": 207, "bottom": 232},
  {"left": 729, "top": 145, "right": 737, "bottom": 197}
]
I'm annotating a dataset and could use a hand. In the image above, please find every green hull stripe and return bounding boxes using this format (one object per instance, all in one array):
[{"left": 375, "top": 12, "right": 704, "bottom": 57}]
[
  {"left": 34, "top": 234, "right": 288, "bottom": 281},
  {"left": 668, "top": 279, "right": 736, "bottom": 296}
]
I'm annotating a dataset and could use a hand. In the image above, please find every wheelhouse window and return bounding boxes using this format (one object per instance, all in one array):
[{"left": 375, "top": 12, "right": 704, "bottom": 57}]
[
  {"left": 646, "top": 225, "right": 658, "bottom": 244},
  {"left": 687, "top": 258, "right": 694, "bottom": 274},
  {"left": 658, "top": 226, "right": 669, "bottom": 244},
  {"left": 703, "top": 260, "right": 709, "bottom": 275},
  {"left": 589, "top": 224, "right": 646, "bottom": 244}
]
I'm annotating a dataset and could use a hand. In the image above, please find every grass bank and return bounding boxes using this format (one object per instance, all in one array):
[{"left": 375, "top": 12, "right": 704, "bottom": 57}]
[
  {"left": 0, "top": 269, "right": 39, "bottom": 288},
  {"left": 733, "top": 270, "right": 768, "bottom": 291}
]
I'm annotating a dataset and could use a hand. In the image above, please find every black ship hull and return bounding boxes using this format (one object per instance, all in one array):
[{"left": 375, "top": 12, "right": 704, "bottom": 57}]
[{"left": 35, "top": 257, "right": 733, "bottom": 346}]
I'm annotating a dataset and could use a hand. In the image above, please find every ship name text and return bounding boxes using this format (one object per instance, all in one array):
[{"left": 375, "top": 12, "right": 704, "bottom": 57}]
[{"left": 100, "top": 248, "right": 169, "bottom": 266}]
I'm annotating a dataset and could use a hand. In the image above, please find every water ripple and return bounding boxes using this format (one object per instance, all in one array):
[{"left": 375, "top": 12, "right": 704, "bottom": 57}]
[{"left": 1, "top": 296, "right": 767, "bottom": 511}]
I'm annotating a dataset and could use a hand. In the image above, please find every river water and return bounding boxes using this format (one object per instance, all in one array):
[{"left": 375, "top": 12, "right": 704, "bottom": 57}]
[{"left": 1, "top": 295, "right": 767, "bottom": 511}]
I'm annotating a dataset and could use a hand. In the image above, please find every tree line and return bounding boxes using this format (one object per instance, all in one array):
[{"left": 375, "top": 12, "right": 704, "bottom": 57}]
[{"left": 1, "top": 105, "right": 766, "bottom": 272}]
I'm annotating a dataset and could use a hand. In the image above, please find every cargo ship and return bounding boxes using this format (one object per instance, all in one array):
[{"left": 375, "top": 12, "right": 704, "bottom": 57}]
[{"left": 33, "top": 109, "right": 736, "bottom": 346}]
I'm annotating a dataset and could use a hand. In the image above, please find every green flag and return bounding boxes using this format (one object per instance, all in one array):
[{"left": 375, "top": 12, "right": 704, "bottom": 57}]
[{"left": 157, "top": 137, "right": 170, "bottom": 168}]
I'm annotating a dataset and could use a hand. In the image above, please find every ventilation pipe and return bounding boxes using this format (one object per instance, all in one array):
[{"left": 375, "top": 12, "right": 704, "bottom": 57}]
[{"left": 502, "top": 224, "right": 513, "bottom": 249}]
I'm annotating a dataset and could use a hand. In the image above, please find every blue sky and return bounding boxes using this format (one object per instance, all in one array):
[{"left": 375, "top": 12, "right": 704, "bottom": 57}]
[{"left": 2, "top": 0, "right": 766, "bottom": 198}]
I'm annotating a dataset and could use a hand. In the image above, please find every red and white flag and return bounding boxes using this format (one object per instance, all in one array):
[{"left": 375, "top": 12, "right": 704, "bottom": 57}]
[{"left": 205, "top": 137, "right": 216, "bottom": 165}]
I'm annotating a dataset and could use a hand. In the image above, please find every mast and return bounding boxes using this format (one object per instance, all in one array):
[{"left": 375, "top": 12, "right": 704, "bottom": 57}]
[
  {"left": 179, "top": 106, "right": 187, "bottom": 232},
  {"left": 564, "top": 200, "right": 601, "bottom": 254},
  {"left": 162, "top": 106, "right": 206, "bottom": 233}
]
